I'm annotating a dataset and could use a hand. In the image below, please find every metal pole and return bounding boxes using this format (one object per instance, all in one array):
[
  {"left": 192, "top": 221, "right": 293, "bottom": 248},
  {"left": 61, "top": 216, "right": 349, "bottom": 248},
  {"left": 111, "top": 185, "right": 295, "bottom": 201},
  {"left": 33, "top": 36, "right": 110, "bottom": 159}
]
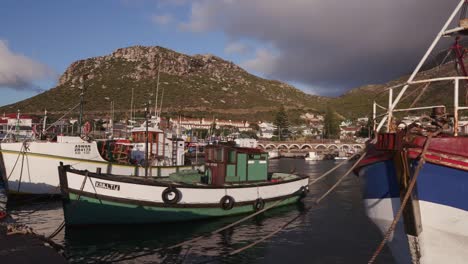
[
  {"left": 387, "top": 88, "right": 393, "bottom": 132},
  {"left": 195, "top": 143, "right": 198, "bottom": 164},
  {"left": 376, "top": 0, "right": 466, "bottom": 132},
  {"left": 145, "top": 103, "right": 149, "bottom": 177},
  {"left": 454, "top": 78, "right": 459, "bottom": 136},
  {"left": 42, "top": 109, "right": 47, "bottom": 135},
  {"left": 155, "top": 58, "right": 161, "bottom": 116},
  {"left": 373, "top": 101, "right": 377, "bottom": 132},
  {"left": 78, "top": 80, "right": 85, "bottom": 136}
]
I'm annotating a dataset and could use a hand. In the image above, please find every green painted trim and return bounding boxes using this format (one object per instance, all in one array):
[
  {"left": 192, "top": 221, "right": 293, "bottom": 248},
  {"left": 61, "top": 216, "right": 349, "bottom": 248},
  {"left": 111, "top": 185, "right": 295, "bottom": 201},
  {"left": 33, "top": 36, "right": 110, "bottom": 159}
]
[
  {"left": 65, "top": 187, "right": 301, "bottom": 208},
  {"left": 63, "top": 192, "right": 301, "bottom": 225}
]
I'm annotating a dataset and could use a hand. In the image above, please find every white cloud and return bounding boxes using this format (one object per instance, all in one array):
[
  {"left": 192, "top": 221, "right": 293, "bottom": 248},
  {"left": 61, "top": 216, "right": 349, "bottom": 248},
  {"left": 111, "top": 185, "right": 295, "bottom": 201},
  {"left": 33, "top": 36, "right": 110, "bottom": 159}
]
[
  {"left": 0, "top": 40, "right": 53, "bottom": 90},
  {"left": 151, "top": 14, "right": 173, "bottom": 25},
  {"left": 241, "top": 48, "right": 278, "bottom": 75},
  {"left": 181, "top": 0, "right": 460, "bottom": 95},
  {"left": 224, "top": 42, "right": 250, "bottom": 55}
]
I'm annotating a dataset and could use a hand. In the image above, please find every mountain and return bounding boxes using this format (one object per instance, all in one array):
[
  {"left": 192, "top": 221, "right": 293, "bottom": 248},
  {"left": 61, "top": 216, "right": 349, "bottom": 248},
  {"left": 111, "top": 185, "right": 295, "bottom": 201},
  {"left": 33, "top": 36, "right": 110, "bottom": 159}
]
[
  {"left": 1, "top": 45, "right": 460, "bottom": 122},
  {"left": 333, "top": 61, "right": 466, "bottom": 119},
  {"left": 0, "top": 46, "right": 329, "bottom": 121}
]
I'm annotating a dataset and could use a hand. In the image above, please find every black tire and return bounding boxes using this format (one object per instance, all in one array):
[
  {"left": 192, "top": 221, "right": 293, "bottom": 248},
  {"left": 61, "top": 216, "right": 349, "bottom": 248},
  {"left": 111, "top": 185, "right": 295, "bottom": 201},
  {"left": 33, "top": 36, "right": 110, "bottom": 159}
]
[
  {"left": 220, "top": 195, "right": 235, "bottom": 210},
  {"left": 253, "top": 198, "right": 265, "bottom": 211},
  {"left": 162, "top": 187, "right": 182, "bottom": 204}
]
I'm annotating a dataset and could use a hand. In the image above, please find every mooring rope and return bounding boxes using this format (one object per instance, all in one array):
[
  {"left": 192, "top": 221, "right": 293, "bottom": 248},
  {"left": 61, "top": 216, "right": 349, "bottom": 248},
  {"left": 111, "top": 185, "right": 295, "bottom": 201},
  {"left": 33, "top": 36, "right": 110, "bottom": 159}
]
[
  {"left": 315, "top": 152, "right": 367, "bottom": 204},
  {"left": 6, "top": 143, "right": 25, "bottom": 180},
  {"left": 308, "top": 151, "right": 360, "bottom": 186},
  {"left": 367, "top": 133, "right": 435, "bottom": 264},
  {"left": 47, "top": 171, "right": 90, "bottom": 240},
  {"left": 209, "top": 150, "right": 367, "bottom": 261},
  {"left": 105, "top": 150, "right": 367, "bottom": 263}
]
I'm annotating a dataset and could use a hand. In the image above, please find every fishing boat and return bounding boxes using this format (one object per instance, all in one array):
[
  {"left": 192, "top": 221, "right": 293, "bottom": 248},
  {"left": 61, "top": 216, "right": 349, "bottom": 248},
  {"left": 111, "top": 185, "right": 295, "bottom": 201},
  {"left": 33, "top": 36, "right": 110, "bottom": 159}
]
[
  {"left": 58, "top": 144, "right": 309, "bottom": 226},
  {"left": 0, "top": 115, "right": 202, "bottom": 195},
  {"left": 304, "top": 151, "right": 321, "bottom": 161},
  {"left": 355, "top": 1, "right": 468, "bottom": 263}
]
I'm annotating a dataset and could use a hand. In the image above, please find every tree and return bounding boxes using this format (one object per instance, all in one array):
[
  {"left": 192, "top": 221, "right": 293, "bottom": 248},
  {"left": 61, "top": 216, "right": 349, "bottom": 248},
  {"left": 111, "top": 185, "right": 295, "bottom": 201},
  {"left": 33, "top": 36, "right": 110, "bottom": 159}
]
[
  {"left": 324, "top": 106, "right": 340, "bottom": 139},
  {"left": 273, "top": 105, "right": 290, "bottom": 140}
]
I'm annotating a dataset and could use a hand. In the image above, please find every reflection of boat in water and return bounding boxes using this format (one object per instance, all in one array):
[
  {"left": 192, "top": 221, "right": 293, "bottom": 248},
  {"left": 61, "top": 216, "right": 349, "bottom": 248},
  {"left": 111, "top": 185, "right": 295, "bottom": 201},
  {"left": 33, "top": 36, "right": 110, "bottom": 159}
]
[
  {"left": 356, "top": 2, "right": 468, "bottom": 263},
  {"left": 63, "top": 201, "right": 305, "bottom": 262},
  {"left": 304, "top": 151, "right": 321, "bottom": 161},
  {"left": 59, "top": 144, "right": 309, "bottom": 226},
  {"left": 267, "top": 150, "right": 280, "bottom": 159}
]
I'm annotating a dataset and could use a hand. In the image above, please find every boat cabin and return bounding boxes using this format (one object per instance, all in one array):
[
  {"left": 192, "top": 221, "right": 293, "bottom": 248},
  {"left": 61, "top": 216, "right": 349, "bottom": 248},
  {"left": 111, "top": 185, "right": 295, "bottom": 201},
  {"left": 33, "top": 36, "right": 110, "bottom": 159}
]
[{"left": 204, "top": 144, "right": 269, "bottom": 186}]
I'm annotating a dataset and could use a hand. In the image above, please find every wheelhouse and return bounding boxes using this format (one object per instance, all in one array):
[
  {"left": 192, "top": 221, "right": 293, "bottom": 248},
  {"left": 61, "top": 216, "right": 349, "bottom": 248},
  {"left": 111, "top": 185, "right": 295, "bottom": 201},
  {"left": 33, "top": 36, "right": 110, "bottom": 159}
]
[{"left": 204, "top": 144, "right": 269, "bottom": 186}]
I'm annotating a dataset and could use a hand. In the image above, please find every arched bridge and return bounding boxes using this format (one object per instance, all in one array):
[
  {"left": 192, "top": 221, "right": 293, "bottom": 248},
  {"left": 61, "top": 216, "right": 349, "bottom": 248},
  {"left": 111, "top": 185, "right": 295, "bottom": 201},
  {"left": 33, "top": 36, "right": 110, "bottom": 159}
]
[{"left": 258, "top": 140, "right": 365, "bottom": 152}]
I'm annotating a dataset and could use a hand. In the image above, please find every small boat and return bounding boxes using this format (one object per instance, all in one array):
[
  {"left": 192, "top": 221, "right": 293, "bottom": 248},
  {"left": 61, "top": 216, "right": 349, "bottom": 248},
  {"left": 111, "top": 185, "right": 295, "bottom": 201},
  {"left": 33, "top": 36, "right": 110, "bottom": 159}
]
[
  {"left": 58, "top": 144, "right": 309, "bottom": 226},
  {"left": 267, "top": 150, "right": 280, "bottom": 159},
  {"left": 304, "top": 151, "right": 321, "bottom": 161},
  {"left": 355, "top": 1, "right": 468, "bottom": 263}
]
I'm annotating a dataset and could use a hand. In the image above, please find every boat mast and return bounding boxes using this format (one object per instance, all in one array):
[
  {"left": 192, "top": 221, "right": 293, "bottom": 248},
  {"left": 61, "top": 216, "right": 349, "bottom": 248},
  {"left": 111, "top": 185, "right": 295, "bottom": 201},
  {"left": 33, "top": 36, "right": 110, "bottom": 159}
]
[
  {"left": 154, "top": 57, "right": 161, "bottom": 117},
  {"left": 130, "top": 87, "right": 134, "bottom": 123},
  {"left": 158, "top": 82, "right": 165, "bottom": 119},
  {"left": 15, "top": 109, "right": 20, "bottom": 137},
  {"left": 78, "top": 75, "right": 86, "bottom": 136},
  {"left": 42, "top": 109, "right": 47, "bottom": 136},
  {"left": 145, "top": 101, "right": 150, "bottom": 177}
]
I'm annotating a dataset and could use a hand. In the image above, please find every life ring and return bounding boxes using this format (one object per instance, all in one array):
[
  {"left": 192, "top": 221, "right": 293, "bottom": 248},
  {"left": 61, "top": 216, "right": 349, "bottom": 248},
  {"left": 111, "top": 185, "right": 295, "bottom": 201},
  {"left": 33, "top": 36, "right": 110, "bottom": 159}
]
[
  {"left": 220, "top": 195, "right": 235, "bottom": 210},
  {"left": 162, "top": 187, "right": 182, "bottom": 204},
  {"left": 253, "top": 198, "right": 265, "bottom": 211},
  {"left": 299, "top": 186, "right": 309, "bottom": 199}
]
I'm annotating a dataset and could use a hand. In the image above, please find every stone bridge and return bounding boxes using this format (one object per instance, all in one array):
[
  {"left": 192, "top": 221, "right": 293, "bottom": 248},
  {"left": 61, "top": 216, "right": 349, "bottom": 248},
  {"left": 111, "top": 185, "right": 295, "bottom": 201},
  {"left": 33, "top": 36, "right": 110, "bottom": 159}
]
[{"left": 258, "top": 140, "right": 365, "bottom": 152}]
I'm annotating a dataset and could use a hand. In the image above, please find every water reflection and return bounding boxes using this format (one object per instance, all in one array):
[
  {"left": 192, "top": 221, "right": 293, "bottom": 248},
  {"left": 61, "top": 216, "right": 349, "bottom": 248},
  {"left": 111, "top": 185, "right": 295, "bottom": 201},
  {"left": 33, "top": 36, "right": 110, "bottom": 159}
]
[{"left": 5, "top": 159, "right": 395, "bottom": 264}]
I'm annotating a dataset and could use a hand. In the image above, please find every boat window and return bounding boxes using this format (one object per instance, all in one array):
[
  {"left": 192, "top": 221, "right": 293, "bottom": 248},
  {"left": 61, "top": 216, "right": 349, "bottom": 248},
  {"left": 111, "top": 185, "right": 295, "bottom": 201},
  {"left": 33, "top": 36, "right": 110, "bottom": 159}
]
[
  {"left": 216, "top": 149, "right": 223, "bottom": 162},
  {"left": 228, "top": 151, "right": 236, "bottom": 163}
]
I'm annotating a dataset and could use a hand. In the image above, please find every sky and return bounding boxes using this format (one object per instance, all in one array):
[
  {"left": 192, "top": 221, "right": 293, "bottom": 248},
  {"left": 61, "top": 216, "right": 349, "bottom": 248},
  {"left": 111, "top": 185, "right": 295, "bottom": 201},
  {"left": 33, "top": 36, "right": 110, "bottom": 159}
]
[{"left": 0, "top": 0, "right": 462, "bottom": 107}]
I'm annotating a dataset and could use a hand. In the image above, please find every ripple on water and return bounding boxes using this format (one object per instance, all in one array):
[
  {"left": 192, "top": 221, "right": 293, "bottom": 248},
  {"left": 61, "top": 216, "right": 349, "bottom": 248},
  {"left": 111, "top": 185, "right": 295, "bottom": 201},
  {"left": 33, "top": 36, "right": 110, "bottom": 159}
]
[{"left": 5, "top": 160, "right": 395, "bottom": 263}]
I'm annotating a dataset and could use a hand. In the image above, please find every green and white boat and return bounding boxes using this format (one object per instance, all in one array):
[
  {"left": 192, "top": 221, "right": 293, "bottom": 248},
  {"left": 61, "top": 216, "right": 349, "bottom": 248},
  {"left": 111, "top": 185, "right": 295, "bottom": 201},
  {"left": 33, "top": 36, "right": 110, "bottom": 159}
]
[{"left": 58, "top": 144, "right": 309, "bottom": 226}]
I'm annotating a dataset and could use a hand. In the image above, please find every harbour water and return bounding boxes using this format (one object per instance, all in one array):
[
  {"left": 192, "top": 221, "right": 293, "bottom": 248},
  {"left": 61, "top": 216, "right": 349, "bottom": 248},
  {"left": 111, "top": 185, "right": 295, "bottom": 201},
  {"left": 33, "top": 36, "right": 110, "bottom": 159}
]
[{"left": 3, "top": 159, "right": 395, "bottom": 263}]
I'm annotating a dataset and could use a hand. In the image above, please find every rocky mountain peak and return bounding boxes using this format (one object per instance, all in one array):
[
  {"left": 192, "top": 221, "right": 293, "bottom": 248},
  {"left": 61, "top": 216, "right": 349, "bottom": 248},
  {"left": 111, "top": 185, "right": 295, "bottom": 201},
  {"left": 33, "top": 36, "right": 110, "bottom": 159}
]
[{"left": 58, "top": 45, "right": 245, "bottom": 86}]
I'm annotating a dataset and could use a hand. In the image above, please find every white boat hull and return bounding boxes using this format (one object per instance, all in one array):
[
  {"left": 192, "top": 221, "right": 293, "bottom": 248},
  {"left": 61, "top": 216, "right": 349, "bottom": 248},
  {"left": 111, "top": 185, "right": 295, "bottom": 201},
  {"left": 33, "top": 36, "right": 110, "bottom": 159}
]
[
  {"left": 364, "top": 197, "right": 468, "bottom": 264},
  {"left": 59, "top": 166, "right": 309, "bottom": 225},
  {"left": 0, "top": 140, "right": 202, "bottom": 195}
]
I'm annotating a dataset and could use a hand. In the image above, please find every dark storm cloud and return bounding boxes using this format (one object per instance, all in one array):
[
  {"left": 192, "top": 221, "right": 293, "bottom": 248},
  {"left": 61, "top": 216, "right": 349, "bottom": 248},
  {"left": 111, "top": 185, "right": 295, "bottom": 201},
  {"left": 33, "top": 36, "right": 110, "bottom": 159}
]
[{"left": 181, "top": 0, "right": 461, "bottom": 96}]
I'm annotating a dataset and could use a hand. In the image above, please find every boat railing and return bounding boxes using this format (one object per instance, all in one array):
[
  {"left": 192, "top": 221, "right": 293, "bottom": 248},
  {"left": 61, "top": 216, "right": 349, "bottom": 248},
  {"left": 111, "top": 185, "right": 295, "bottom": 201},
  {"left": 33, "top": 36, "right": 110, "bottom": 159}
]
[{"left": 374, "top": 76, "right": 468, "bottom": 136}]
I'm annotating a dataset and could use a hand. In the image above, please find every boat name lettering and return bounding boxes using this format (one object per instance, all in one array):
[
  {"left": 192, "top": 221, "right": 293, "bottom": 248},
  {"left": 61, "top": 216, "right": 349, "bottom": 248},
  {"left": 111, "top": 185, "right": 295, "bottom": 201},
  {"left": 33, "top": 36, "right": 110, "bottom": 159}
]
[
  {"left": 74, "top": 144, "right": 91, "bottom": 154},
  {"left": 95, "top": 181, "right": 120, "bottom": 191}
]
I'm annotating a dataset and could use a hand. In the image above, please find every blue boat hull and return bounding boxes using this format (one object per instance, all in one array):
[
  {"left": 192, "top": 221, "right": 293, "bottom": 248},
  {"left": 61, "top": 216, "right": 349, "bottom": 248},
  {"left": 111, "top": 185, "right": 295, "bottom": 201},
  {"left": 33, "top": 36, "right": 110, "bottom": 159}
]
[{"left": 359, "top": 160, "right": 468, "bottom": 264}]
